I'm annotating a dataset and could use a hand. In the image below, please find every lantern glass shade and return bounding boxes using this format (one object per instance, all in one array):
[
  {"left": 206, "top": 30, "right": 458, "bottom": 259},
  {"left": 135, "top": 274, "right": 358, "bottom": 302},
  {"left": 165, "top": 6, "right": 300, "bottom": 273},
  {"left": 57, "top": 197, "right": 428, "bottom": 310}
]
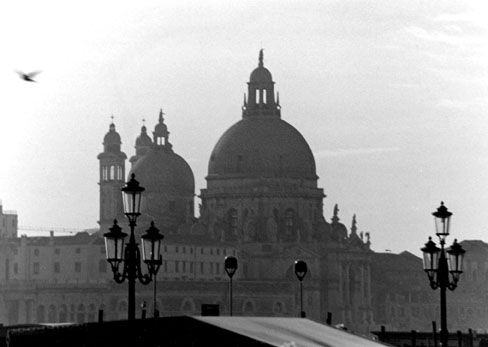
[
  {"left": 121, "top": 174, "right": 145, "bottom": 218},
  {"left": 447, "top": 239, "right": 466, "bottom": 282},
  {"left": 141, "top": 222, "right": 163, "bottom": 265},
  {"left": 103, "top": 220, "right": 127, "bottom": 265},
  {"left": 432, "top": 202, "right": 452, "bottom": 240},
  {"left": 225, "top": 256, "right": 238, "bottom": 278},
  {"left": 421, "top": 237, "right": 440, "bottom": 281},
  {"left": 294, "top": 260, "right": 308, "bottom": 281}
]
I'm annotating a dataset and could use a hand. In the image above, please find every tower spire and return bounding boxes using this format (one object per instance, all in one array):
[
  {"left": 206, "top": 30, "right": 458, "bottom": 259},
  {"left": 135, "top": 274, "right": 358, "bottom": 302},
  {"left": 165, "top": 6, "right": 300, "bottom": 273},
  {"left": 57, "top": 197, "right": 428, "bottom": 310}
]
[
  {"left": 259, "top": 49, "right": 264, "bottom": 67},
  {"left": 331, "top": 204, "right": 340, "bottom": 224},
  {"left": 351, "top": 214, "right": 357, "bottom": 234},
  {"left": 159, "top": 108, "right": 165, "bottom": 123}
]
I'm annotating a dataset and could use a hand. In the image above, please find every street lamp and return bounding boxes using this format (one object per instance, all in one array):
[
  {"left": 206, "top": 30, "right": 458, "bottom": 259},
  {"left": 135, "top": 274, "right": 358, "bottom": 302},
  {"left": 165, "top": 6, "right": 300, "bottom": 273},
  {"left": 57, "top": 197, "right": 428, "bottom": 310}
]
[
  {"left": 294, "top": 260, "right": 307, "bottom": 318},
  {"left": 104, "top": 174, "right": 163, "bottom": 321},
  {"left": 421, "top": 202, "right": 466, "bottom": 347},
  {"left": 224, "top": 256, "right": 238, "bottom": 316}
]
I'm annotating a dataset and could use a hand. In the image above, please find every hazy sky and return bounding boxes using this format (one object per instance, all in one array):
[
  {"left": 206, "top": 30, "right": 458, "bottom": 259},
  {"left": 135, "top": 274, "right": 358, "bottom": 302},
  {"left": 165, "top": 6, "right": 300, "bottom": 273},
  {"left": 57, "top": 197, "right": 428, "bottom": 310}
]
[{"left": 1, "top": 0, "right": 487, "bottom": 255}]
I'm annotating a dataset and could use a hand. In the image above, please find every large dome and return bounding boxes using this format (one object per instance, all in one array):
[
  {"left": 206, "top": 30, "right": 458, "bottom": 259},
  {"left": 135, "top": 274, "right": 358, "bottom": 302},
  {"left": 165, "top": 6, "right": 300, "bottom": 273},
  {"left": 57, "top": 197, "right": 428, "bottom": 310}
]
[
  {"left": 207, "top": 117, "right": 317, "bottom": 180},
  {"left": 130, "top": 147, "right": 194, "bottom": 195}
]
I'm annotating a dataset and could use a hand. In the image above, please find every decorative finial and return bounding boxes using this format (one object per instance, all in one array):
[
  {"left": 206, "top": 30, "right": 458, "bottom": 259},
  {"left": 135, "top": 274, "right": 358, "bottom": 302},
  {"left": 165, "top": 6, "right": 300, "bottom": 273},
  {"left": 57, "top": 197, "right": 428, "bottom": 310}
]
[
  {"left": 142, "top": 118, "right": 146, "bottom": 126},
  {"left": 332, "top": 204, "right": 340, "bottom": 223},
  {"left": 159, "top": 108, "right": 165, "bottom": 123},
  {"left": 365, "top": 232, "right": 371, "bottom": 244},
  {"left": 259, "top": 49, "right": 264, "bottom": 67},
  {"left": 110, "top": 114, "right": 114, "bottom": 123},
  {"left": 351, "top": 214, "right": 357, "bottom": 233},
  {"left": 276, "top": 92, "right": 280, "bottom": 105}
]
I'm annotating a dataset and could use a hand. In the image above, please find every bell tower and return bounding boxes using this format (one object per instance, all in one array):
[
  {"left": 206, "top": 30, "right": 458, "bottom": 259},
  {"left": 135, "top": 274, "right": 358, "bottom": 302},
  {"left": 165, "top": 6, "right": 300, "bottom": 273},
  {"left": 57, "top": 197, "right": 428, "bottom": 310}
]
[{"left": 97, "top": 120, "right": 127, "bottom": 231}]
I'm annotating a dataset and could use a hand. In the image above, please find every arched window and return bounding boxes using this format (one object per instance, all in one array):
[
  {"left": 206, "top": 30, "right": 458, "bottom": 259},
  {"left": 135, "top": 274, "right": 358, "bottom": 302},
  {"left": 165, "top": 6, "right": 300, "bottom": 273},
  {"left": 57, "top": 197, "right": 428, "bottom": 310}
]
[
  {"left": 36, "top": 305, "right": 45, "bottom": 323},
  {"left": 181, "top": 299, "right": 195, "bottom": 313},
  {"left": 243, "top": 301, "right": 255, "bottom": 315},
  {"left": 262, "top": 89, "right": 267, "bottom": 103},
  {"left": 99, "top": 259, "right": 107, "bottom": 273},
  {"left": 88, "top": 304, "right": 96, "bottom": 322},
  {"left": 48, "top": 305, "right": 56, "bottom": 323},
  {"left": 273, "top": 301, "right": 284, "bottom": 315},
  {"left": 102, "top": 166, "right": 108, "bottom": 181},
  {"left": 118, "top": 301, "right": 127, "bottom": 319},
  {"left": 228, "top": 208, "right": 238, "bottom": 236},
  {"left": 77, "top": 304, "right": 85, "bottom": 323},
  {"left": 59, "top": 305, "right": 67, "bottom": 322},
  {"left": 109, "top": 166, "right": 115, "bottom": 180},
  {"left": 285, "top": 209, "right": 295, "bottom": 235},
  {"left": 70, "top": 304, "right": 75, "bottom": 321},
  {"left": 117, "top": 166, "right": 123, "bottom": 180}
]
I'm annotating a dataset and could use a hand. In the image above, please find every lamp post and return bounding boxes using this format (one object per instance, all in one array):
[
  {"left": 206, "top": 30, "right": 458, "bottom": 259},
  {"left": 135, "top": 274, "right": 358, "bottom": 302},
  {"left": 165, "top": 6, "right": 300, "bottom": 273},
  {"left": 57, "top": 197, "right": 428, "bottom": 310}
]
[
  {"left": 421, "top": 202, "right": 466, "bottom": 347},
  {"left": 224, "top": 256, "right": 238, "bottom": 316},
  {"left": 294, "top": 260, "right": 308, "bottom": 318},
  {"left": 104, "top": 174, "right": 163, "bottom": 321}
]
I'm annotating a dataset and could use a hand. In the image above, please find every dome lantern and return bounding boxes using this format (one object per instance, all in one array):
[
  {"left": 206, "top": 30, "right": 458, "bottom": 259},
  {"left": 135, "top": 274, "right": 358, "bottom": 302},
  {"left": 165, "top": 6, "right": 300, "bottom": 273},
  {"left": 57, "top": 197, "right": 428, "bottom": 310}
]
[
  {"left": 153, "top": 109, "right": 171, "bottom": 148},
  {"left": 103, "top": 120, "right": 122, "bottom": 153},
  {"left": 245, "top": 49, "right": 280, "bottom": 118}
]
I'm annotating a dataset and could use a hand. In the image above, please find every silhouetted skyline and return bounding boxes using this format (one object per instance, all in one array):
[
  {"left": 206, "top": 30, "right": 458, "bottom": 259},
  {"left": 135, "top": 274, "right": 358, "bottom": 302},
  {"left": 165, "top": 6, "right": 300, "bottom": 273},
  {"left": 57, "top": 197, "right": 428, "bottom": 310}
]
[{"left": 1, "top": 1, "right": 487, "bottom": 255}]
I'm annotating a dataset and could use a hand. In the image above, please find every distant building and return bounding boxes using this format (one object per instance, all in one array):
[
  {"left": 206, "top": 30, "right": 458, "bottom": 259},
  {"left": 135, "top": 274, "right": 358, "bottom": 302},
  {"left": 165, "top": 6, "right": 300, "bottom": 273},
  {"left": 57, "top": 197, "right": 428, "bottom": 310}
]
[
  {"left": 0, "top": 202, "right": 18, "bottom": 239},
  {"left": 371, "top": 240, "right": 488, "bottom": 333},
  {"left": 0, "top": 51, "right": 374, "bottom": 332}
]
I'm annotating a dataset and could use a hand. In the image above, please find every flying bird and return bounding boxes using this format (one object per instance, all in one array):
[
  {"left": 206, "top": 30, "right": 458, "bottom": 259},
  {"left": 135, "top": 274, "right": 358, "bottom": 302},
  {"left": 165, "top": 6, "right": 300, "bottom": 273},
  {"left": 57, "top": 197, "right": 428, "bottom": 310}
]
[{"left": 16, "top": 70, "right": 42, "bottom": 82}]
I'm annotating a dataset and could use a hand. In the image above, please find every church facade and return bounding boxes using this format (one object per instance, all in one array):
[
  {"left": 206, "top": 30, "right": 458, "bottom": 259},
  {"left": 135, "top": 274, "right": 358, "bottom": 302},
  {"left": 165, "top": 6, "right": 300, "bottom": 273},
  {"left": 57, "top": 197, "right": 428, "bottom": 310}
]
[{"left": 0, "top": 52, "right": 374, "bottom": 333}]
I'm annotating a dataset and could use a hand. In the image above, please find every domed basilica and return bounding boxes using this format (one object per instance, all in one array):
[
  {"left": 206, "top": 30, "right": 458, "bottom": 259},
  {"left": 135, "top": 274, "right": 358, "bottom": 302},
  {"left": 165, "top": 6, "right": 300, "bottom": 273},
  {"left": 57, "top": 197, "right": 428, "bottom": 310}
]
[{"left": 98, "top": 51, "right": 374, "bottom": 331}]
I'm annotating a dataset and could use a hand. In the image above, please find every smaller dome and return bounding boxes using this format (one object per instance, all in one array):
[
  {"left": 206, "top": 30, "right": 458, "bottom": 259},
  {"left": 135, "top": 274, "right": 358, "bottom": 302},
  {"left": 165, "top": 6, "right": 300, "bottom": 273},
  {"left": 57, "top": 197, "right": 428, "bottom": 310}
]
[
  {"left": 250, "top": 67, "right": 272, "bottom": 82},
  {"left": 130, "top": 147, "right": 194, "bottom": 196},
  {"left": 103, "top": 123, "right": 121, "bottom": 145},
  {"left": 249, "top": 49, "right": 273, "bottom": 82},
  {"left": 135, "top": 125, "right": 152, "bottom": 147}
]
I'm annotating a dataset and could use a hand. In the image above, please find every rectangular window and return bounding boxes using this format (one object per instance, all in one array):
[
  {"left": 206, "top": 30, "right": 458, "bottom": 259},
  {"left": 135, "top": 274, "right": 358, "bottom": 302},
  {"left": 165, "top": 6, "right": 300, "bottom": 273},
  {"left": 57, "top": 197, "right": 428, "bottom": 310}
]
[
  {"left": 210, "top": 249, "right": 213, "bottom": 255},
  {"left": 175, "top": 261, "right": 179, "bottom": 273},
  {"left": 175, "top": 246, "right": 179, "bottom": 253},
  {"left": 216, "top": 263, "right": 220, "bottom": 274},
  {"left": 75, "top": 248, "right": 81, "bottom": 254},
  {"left": 216, "top": 249, "right": 220, "bottom": 255},
  {"left": 34, "top": 249, "right": 39, "bottom": 256},
  {"left": 200, "top": 262, "right": 204, "bottom": 274},
  {"left": 182, "top": 262, "right": 186, "bottom": 273},
  {"left": 75, "top": 262, "right": 81, "bottom": 273},
  {"left": 54, "top": 262, "right": 60, "bottom": 273},
  {"left": 190, "top": 247, "right": 193, "bottom": 254},
  {"left": 55, "top": 248, "right": 61, "bottom": 255},
  {"left": 13, "top": 263, "right": 18, "bottom": 274},
  {"left": 182, "top": 247, "right": 186, "bottom": 254},
  {"left": 210, "top": 263, "right": 214, "bottom": 274},
  {"left": 201, "top": 248, "right": 204, "bottom": 254},
  {"left": 190, "top": 262, "right": 194, "bottom": 273},
  {"left": 33, "top": 262, "right": 40, "bottom": 275},
  {"left": 13, "top": 248, "right": 18, "bottom": 256}
]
